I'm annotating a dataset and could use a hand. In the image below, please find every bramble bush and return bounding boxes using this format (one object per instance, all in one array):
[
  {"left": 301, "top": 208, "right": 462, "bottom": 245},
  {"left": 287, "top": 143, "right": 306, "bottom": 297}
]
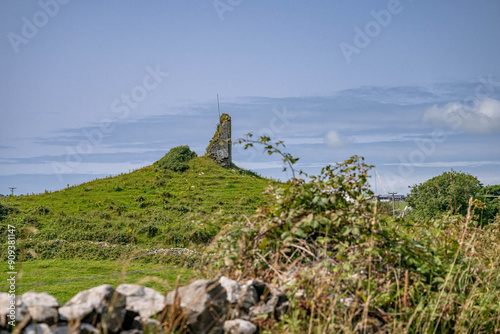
[{"left": 207, "top": 135, "right": 500, "bottom": 333}]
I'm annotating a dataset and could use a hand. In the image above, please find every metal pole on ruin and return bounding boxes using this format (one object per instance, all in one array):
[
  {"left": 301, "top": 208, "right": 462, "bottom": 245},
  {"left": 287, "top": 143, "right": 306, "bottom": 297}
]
[{"left": 217, "top": 93, "right": 221, "bottom": 118}]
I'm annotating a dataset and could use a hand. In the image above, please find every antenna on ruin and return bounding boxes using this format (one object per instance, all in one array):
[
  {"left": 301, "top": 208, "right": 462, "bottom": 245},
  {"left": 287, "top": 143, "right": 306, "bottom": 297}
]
[{"left": 217, "top": 93, "right": 221, "bottom": 118}]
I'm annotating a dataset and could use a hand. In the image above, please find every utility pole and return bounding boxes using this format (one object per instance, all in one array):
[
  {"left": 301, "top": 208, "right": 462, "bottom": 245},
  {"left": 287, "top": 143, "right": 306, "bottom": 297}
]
[
  {"left": 9, "top": 187, "right": 16, "bottom": 196},
  {"left": 388, "top": 192, "right": 397, "bottom": 218}
]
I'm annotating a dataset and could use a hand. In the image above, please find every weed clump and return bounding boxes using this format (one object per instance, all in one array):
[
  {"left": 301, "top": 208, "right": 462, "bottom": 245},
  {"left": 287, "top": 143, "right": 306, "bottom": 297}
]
[{"left": 157, "top": 145, "right": 197, "bottom": 172}]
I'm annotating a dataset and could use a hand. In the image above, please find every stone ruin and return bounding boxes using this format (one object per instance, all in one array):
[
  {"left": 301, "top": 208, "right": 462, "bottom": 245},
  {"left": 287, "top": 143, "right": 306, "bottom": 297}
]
[{"left": 206, "top": 113, "right": 232, "bottom": 169}]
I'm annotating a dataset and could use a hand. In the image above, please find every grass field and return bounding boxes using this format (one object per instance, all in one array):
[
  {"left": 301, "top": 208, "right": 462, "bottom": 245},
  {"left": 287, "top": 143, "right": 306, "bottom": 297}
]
[{"left": 3, "top": 259, "right": 194, "bottom": 304}]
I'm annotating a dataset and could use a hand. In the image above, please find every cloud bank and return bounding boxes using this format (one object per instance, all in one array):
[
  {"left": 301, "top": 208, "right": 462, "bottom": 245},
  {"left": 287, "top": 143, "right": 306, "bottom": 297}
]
[{"left": 423, "top": 98, "right": 500, "bottom": 134}]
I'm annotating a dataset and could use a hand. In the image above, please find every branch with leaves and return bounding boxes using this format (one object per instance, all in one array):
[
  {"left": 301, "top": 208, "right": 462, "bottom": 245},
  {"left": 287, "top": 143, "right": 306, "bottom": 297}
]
[{"left": 235, "top": 133, "right": 303, "bottom": 179}]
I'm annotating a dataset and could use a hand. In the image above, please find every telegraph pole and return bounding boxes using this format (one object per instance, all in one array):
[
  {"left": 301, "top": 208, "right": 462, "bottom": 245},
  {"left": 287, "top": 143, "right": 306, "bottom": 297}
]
[
  {"left": 9, "top": 187, "right": 16, "bottom": 196},
  {"left": 388, "top": 192, "right": 397, "bottom": 218}
]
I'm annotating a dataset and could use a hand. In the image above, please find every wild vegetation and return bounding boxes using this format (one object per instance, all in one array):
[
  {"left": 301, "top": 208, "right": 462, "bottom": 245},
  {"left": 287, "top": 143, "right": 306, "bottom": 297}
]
[
  {"left": 2, "top": 139, "right": 500, "bottom": 333},
  {"left": 207, "top": 136, "right": 500, "bottom": 332}
]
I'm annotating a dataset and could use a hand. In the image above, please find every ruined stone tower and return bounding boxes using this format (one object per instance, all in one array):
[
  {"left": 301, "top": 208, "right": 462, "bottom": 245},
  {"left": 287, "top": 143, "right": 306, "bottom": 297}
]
[{"left": 206, "top": 113, "right": 231, "bottom": 168}]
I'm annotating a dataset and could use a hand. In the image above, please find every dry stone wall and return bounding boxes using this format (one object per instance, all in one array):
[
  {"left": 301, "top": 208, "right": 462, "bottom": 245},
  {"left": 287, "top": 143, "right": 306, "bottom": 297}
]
[{"left": 0, "top": 277, "right": 287, "bottom": 334}]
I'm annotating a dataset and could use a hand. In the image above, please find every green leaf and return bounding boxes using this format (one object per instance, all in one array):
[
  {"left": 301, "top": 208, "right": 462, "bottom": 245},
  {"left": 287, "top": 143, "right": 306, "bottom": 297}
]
[{"left": 294, "top": 229, "right": 307, "bottom": 238}]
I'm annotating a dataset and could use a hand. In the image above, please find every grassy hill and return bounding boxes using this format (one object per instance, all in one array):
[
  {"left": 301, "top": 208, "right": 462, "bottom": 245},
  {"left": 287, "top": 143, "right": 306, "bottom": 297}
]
[
  {"left": 1, "top": 156, "right": 273, "bottom": 260},
  {"left": 0, "top": 155, "right": 273, "bottom": 301}
]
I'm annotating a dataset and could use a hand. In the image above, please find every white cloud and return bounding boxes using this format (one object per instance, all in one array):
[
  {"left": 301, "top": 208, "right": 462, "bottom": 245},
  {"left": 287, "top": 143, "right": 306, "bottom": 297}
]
[
  {"left": 422, "top": 98, "right": 500, "bottom": 134},
  {"left": 324, "top": 130, "right": 345, "bottom": 148}
]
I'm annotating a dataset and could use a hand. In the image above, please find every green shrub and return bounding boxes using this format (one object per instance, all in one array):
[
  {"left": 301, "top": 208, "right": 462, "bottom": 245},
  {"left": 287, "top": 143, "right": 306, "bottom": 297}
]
[{"left": 157, "top": 145, "right": 197, "bottom": 172}]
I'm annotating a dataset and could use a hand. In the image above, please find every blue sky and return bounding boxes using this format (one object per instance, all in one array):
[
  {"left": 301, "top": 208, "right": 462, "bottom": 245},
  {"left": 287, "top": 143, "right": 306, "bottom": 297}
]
[{"left": 1, "top": 0, "right": 500, "bottom": 195}]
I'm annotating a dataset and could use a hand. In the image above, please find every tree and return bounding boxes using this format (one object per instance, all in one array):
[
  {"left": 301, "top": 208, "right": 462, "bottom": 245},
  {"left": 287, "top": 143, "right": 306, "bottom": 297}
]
[
  {"left": 478, "top": 184, "right": 500, "bottom": 223},
  {"left": 406, "top": 170, "right": 483, "bottom": 220}
]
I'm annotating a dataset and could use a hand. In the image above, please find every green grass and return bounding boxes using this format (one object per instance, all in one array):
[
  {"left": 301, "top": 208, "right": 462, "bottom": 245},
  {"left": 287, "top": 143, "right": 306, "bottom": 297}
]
[
  {"left": 4, "top": 259, "right": 193, "bottom": 304},
  {"left": 1, "top": 156, "right": 273, "bottom": 259}
]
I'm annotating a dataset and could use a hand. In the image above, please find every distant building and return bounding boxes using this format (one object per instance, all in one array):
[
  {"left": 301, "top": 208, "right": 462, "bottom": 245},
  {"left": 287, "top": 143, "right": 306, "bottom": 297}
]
[{"left": 371, "top": 194, "right": 406, "bottom": 202}]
